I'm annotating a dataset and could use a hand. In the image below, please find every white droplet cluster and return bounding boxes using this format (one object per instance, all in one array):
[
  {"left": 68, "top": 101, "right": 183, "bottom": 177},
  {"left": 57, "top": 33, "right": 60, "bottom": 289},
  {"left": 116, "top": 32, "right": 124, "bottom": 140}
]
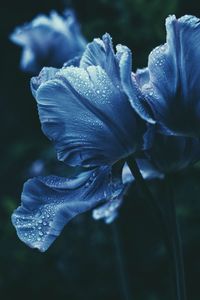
[
  {"left": 58, "top": 66, "right": 116, "bottom": 106},
  {"left": 150, "top": 45, "right": 166, "bottom": 68},
  {"left": 13, "top": 203, "right": 61, "bottom": 250}
]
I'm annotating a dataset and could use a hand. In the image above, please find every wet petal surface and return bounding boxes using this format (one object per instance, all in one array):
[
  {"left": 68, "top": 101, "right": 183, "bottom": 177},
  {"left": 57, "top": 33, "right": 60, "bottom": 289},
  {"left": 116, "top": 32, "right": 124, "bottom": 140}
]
[
  {"left": 32, "top": 63, "right": 144, "bottom": 167},
  {"left": 139, "top": 15, "right": 200, "bottom": 136},
  {"left": 12, "top": 166, "right": 124, "bottom": 251}
]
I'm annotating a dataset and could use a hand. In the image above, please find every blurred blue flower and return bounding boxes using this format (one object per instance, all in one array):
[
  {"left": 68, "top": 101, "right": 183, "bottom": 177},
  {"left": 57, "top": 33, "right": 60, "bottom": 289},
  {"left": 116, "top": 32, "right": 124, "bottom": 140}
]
[
  {"left": 12, "top": 34, "right": 148, "bottom": 251},
  {"left": 10, "top": 10, "right": 86, "bottom": 74},
  {"left": 133, "top": 15, "right": 200, "bottom": 137},
  {"left": 145, "top": 133, "right": 200, "bottom": 173}
]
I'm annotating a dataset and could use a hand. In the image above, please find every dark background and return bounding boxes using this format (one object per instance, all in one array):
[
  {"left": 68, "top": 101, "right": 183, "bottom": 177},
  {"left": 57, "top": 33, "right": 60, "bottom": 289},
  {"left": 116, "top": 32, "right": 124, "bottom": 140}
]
[{"left": 0, "top": 0, "right": 200, "bottom": 299}]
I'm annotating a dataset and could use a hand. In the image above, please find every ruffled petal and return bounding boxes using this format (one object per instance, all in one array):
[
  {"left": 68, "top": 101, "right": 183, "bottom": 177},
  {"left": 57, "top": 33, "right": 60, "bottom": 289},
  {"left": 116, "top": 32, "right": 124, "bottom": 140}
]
[
  {"left": 31, "top": 63, "right": 145, "bottom": 167},
  {"left": 140, "top": 15, "right": 200, "bottom": 136},
  {"left": 12, "top": 166, "right": 124, "bottom": 251},
  {"left": 80, "top": 34, "right": 154, "bottom": 124},
  {"left": 135, "top": 68, "right": 150, "bottom": 86},
  {"left": 31, "top": 67, "right": 58, "bottom": 97},
  {"left": 117, "top": 44, "right": 155, "bottom": 124},
  {"left": 80, "top": 33, "right": 121, "bottom": 86},
  {"left": 10, "top": 10, "right": 86, "bottom": 73}
]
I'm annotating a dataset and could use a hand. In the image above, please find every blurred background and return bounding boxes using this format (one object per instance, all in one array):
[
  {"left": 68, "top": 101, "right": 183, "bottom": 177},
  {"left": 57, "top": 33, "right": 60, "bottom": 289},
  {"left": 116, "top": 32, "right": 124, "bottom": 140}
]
[{"left": 0, "top": 0, "right": 200, "bottom": 299}]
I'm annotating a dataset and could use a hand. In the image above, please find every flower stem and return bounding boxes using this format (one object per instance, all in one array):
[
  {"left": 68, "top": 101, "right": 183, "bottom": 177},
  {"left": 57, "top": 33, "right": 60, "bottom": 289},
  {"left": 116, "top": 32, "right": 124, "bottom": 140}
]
[
  {"left": 166, "top": 175, "right": 187, "bottom": 300},
  {"left": 112, "top": 222, "right": 132, "bottom": 300},
  {"left": 127, "top": 157, "right": 171, "bottom": 250},
  {"left": 127, "top": 156, "right": 187, "bottom": 300}
]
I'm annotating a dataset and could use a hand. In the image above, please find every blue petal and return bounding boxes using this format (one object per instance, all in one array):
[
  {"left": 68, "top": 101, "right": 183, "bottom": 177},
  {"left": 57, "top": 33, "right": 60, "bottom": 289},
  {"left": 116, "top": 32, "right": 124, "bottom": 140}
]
[
  {"left": 92, "top": 159, "right": 163, "bottom": 224},
  {"left": 140, "top": 15, "right": 200, "bottom": 136},
  {"left": 31, "top": 67, "right": 58, "bottom": 97},
  {"left": 63, "top": 55, "right": 81, "bottom": 67},
  {"left": 31, "top": 64, "right": 145, "bottom": 167},
  {"left": 10, "top": 10, "right": 86, "bottom": 73},
  {"left": 80, "top": 34, "right": 154, "bottom": 124},
  {"left": 137, "top": 159, "right": 164, "bottom": 179},
  {"left": 80, "top": 33, "right": 121, "bottom": 86},
  {"left": 92, "top": 197, "right": 123, "bottom": 224},
  {"left": 117, "top": 44, "right": 155, "bottom": 124},
  {"left": 12, "top": 166, "right": 124, "bottom": 251},
  {"left": 122, "top": 160, "right": 164, "bottom": 184},
  {"left": 135, "top": 68, "right": 150, "bottom": 86},
  {"left": 93, "top": 163, "right": 127, "bottom": 224},
  {"left": 145, "top": 133, "right": 200, "bottom": 173}
]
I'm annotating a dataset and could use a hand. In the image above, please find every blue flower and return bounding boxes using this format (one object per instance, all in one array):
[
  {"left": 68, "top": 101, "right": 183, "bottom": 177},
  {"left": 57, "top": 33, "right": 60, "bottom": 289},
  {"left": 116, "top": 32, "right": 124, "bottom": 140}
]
[
  {"left": 132, "top": 15, "right": 200, "bottom": 137},
  {"left": 30, "top": 34, "right": 146, "bottom": 167},
  {"left": 12, "top": 34, "right": 148, "bottom": 251},
  {"left": 145, "top": 133, "right": 200, "bottom": 173},
  {"left": 10, "top": 10, "right": 86, "bottom": 74}
]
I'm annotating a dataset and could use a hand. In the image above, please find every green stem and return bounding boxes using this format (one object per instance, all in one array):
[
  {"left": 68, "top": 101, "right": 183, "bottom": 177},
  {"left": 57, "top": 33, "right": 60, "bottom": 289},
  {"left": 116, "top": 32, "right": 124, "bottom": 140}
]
[
  {"left": 166, "top": 176, "right": 187, "bottom": 300},
  {"left": 127, "top": 156, "right": 187, "bottom": 300},
  {"left": 127, "top": 157, "right": 172, "bottom": 254},
  {"left": 112, "top": 222, "right": 132, "bottom": 300}
]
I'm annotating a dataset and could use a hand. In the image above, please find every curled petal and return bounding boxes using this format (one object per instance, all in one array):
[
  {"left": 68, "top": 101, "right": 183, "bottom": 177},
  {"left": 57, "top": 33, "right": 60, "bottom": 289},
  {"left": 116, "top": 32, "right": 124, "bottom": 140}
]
[
  {"left": 31, "top": 62, "right": 145, "bottom": 167},
  {"left": 31, "top": 66, "right": 58, "bottom": 97},
  {"left": 12, "top": 166, "right": 124, "bottom": 251},
  {"left": 81, "top": 34, "right": 154, "bottom": 124},
  {"left": 10, "top": 10, "right": 86, "bottom": 73},
  {"left": 139, "top": 15, "right": 200, "bottom": 136},
  {"left": 117, "top": 44, "right": 155, "bottom": 124},
  {"left": 135, "top": 68, "right": 150, "bottom": 86},
  {"left": 80, "top": 33, "right": 120, "bottom": 86}
]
